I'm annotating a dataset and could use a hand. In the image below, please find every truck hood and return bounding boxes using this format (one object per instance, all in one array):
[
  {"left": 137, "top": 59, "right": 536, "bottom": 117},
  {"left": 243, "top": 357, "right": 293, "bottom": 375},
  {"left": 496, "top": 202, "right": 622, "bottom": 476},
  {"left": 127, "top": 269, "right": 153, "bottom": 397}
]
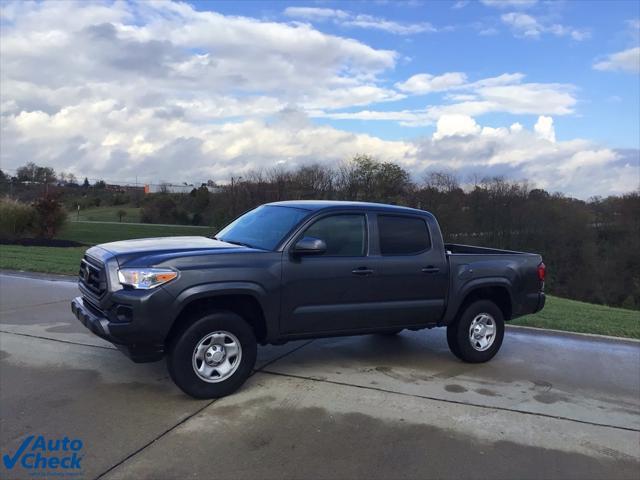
[{"left": 98, "top": 236, "right": 243, "bottom": 255}]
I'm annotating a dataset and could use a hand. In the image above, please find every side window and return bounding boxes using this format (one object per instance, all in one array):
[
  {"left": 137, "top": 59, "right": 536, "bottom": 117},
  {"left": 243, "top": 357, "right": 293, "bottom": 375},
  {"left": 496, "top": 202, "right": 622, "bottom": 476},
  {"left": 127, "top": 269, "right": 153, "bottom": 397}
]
[
  {"left": 303, "top": 214, "right": 366, "bottom": 256},
  {"left": 378, "top": 215, "right": 430, "bottom": 255}
]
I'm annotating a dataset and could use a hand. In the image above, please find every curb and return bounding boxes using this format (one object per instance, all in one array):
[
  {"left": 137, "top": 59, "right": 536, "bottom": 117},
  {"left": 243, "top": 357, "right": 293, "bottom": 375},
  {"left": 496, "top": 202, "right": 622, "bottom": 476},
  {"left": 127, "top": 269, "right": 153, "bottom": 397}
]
[
  {"left": 0, "top": 269, "right": 76, "bottom": 283},
  {"left": 507, "top": 324, "right": 640, "bottom": 345}
]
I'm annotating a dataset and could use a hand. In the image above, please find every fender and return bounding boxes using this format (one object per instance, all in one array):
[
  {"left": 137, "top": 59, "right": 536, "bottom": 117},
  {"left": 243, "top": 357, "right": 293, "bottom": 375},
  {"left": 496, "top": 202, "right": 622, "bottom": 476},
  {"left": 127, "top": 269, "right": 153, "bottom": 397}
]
[
  {"left": 170, "top": 281, "right": 270, "bottom": 324},
  {"left": 441, "top": 276, "right": 515, "bottom": 326}
]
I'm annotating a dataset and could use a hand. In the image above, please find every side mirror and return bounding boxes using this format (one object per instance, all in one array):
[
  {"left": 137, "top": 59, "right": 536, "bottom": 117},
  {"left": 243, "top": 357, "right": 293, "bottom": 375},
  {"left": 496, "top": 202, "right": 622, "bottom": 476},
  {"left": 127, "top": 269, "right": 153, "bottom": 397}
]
[{"left": 292, "top": 237, "right": 327, "bottom": 256}]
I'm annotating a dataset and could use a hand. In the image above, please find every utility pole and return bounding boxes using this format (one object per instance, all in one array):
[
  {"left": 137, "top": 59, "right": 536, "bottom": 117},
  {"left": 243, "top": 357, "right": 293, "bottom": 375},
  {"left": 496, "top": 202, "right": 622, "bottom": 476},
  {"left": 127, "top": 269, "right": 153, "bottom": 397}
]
[
  {"left": 230, "top": 176, "right": 243, "bottom": 217},
  {"left": 231, "top": 176, "right": 236, "bottom": 217}
]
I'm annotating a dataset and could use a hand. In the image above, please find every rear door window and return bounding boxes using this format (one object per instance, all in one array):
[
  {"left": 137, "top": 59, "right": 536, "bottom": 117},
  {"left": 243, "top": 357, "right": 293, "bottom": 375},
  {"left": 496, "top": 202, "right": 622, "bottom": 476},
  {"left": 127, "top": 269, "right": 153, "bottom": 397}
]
[{"left": 378, "top": 215, "right": 430, "bottom": 255}]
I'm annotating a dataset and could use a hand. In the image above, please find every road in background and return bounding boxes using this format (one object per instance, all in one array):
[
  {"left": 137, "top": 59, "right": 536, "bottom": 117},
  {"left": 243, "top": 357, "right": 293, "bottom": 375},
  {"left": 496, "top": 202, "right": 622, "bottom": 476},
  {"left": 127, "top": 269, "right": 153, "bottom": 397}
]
[{"left": 1, "top": 273, "right": 639, "bottom": 479}]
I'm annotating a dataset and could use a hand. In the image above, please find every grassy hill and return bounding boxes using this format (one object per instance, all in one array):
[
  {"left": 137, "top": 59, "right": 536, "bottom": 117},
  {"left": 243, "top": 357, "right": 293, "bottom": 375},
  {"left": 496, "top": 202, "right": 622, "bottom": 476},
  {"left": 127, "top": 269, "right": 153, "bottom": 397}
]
[
  {"left": 58, "top": 220, "right": 211, "bottom": 245},
  {"left": 73, "top": 206, "right": 142, "bottom": 223},
  {"left": 0, "top": 245, "right": 86, "bottom": 275},
  {"left": 512, "top": 295, "right": 639, "bottom": 339}
]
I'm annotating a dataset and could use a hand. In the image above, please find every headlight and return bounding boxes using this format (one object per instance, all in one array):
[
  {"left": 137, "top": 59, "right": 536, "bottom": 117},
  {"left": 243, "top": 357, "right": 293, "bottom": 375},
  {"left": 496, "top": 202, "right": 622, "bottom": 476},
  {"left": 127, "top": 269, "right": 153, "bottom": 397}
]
[{"left": 117, "top": 268, "right": 178, "bottom": 289}]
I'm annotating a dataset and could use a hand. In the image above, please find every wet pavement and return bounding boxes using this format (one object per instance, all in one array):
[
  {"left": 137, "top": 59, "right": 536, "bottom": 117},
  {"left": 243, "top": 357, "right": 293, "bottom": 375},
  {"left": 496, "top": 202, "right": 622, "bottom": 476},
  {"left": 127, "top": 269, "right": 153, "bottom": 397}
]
[{"left": 1, "top": 272, "right": 639, "bottom": 479}]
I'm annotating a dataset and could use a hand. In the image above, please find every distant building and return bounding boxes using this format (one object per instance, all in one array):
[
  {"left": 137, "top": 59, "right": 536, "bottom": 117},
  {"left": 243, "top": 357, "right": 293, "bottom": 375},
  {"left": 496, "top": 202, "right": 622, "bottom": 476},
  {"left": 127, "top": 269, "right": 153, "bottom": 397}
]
[{"left": 105, "top": 184, "right": 145, "bottom": 194}]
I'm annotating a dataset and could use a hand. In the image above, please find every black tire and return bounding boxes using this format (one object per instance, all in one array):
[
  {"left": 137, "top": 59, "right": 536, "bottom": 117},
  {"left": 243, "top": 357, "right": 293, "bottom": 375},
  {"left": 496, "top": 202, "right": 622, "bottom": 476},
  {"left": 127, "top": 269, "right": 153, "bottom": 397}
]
[
  {"left": 167, "top": 311, "right": 257, "bottom": 399},
  {"left": 446, "top": 325, "right": 462, "bottom": 360},
  {"left": 446, "top": 300, "right": 505, "bottom": 363}
]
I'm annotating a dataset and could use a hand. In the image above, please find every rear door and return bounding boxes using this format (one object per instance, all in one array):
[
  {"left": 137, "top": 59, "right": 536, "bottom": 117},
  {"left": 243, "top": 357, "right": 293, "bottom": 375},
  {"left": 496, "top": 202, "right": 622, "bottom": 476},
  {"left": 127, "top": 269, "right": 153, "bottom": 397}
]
[
  {"left": 366, "top": 213, "right": 447, "bottom": 326},
  {"left": 280, "top": 212, "right": 375, "bottom": 334}
]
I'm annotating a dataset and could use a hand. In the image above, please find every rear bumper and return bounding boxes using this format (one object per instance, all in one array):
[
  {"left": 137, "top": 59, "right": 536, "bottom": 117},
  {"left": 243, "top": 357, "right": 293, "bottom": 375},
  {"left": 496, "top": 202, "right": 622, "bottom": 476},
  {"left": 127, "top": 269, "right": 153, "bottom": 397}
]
[
  {"left": 536, "top": 292, "right": 546, "bottom": 312},
  {"left": 71, "top": 296, "right": 164, "bottom": 363},
  {"left": 511, "top": 291, "right": 546, "bottom": 319}
]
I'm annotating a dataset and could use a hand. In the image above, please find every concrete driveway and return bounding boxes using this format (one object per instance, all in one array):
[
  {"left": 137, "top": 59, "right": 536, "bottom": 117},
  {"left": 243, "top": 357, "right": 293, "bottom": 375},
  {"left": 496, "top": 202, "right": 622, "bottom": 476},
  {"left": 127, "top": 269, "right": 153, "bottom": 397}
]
[{"left": 1, "top": 272, "right": 639, "bottom": 479}]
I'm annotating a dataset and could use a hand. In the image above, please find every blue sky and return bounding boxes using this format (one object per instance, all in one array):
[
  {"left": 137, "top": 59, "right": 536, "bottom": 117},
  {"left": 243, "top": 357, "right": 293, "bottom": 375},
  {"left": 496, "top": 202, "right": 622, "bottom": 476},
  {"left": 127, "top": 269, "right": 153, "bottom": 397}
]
[
  {"left": 1, "top": 0, "right": 638, "bottom": 197},
  {"left": 193, "top": 0, "right": 640, "bottom": 147}
]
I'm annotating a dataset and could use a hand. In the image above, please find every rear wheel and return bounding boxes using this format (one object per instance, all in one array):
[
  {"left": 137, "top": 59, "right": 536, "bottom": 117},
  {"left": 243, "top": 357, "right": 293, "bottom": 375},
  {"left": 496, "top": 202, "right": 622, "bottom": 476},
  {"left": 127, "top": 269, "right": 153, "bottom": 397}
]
[
  {"left": 446, "top": 300, "right": 504, "bottom": 363},
  {"left": 167, "top": 311, "right": 257, "bottom": 399}
]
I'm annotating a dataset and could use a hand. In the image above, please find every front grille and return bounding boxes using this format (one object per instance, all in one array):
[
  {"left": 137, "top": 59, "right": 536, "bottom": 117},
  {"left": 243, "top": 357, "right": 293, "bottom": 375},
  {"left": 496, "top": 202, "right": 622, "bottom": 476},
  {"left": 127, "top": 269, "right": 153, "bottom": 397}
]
[
  {"left": 78, "top": 256, "right": 107, "bottom": 299},
  {"left": 83, "top": 297, "right": 105, "bottom": 317}
]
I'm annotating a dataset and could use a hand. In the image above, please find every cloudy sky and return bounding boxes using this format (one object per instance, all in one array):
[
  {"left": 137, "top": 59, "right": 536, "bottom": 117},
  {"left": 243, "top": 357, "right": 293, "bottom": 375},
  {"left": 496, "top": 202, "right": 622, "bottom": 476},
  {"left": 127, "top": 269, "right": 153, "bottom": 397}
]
[{"left": 1, "top": 0, "right": 639, "bottom": 198}]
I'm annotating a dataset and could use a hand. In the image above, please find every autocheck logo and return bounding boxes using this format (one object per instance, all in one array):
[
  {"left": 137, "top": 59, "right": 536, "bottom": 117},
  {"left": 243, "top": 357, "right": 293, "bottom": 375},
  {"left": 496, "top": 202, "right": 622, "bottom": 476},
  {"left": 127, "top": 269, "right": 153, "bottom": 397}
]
[{"left": 3, "top": 435, "right": 84, "bottom": 474}]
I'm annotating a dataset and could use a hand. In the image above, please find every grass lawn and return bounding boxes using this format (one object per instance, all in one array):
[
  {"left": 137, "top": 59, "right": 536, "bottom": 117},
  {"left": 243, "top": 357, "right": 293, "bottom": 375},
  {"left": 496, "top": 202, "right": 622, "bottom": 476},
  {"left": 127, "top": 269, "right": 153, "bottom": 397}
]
[
  {"left": 512, "top": 295, "right": 639, "bottom": 340},
  {"left": 0, "top": 245, "right": 86, "bottom": 275},
  {"left": 58, "top": 221, "right": 212, "bottom": 245},
  {"left": 73, "top": 206, "right": 142, "bottom": 223}
]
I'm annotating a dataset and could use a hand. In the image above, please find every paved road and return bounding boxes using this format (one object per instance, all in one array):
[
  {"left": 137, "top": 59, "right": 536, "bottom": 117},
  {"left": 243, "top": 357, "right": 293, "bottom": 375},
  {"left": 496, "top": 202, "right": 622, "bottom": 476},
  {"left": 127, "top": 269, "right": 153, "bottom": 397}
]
[{"left": 1, "top": 272, "right": 639, "bottom": 479}]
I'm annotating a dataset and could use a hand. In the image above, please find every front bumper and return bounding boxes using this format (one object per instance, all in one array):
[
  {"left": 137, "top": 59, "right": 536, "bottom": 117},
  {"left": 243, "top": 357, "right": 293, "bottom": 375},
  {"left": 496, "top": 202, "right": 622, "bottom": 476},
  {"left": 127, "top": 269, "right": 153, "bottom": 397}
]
[
  {"left": 71, "top": 296, "right": 165, "bottom": 363},
  {"left": 71, "top": 297, "right": 115, "bottom": 342}
]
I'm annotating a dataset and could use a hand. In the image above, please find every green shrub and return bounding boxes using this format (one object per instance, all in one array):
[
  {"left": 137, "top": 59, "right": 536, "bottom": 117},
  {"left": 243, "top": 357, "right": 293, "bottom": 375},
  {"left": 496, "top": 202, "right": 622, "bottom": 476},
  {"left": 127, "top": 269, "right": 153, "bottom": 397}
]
[
  {"left": 0, "top": 197, "right": 36, "bottom": 239},
  {"left": 32, "top": 195, "right": 67, "bottom": 239}
]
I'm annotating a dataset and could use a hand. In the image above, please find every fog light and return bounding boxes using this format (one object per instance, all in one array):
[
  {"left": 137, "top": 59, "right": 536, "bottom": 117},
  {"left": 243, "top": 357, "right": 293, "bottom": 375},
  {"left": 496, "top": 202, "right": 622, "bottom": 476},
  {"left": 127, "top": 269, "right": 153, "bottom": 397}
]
[{"left": 114, "top": 305, "right": 133, "bottom": 323}]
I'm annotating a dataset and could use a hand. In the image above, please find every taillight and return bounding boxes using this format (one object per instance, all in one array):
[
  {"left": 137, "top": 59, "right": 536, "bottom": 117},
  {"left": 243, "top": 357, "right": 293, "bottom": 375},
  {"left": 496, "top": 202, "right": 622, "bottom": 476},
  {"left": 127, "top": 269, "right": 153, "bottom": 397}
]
[{"left": 537, "top": 262, "right": 546, "bottom": 282}]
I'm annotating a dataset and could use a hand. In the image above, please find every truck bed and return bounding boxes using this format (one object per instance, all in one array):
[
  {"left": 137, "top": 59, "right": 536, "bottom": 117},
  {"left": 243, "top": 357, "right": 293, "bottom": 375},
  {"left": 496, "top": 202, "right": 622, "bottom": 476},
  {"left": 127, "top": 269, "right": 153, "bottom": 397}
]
[
  {"left": 445, "top": 243, "right": 531, "bottom": 256},
  {"left": 442, "top": 243, "right": 544, "bottom": 323}
]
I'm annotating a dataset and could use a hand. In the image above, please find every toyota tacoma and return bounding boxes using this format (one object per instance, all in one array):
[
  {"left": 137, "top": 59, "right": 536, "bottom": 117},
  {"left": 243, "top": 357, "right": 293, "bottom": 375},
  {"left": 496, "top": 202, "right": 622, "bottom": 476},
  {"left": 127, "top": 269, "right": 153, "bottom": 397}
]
[{"left": 71, "top": 201, "right": 546, "bottom": 398}]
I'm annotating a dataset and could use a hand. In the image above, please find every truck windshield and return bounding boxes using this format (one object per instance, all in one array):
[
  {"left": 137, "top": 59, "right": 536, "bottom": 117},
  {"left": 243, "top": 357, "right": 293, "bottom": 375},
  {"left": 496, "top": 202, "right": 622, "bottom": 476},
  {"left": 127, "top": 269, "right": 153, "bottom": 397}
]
[{"left": 215, "top": 205, "right": 310, "bottom": 251}]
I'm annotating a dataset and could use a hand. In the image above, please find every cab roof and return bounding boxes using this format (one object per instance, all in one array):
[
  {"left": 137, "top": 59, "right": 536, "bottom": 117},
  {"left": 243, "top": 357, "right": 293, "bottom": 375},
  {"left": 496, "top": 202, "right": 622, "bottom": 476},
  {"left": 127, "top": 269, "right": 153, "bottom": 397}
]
[{"left": 266, "top": 200, "right": 432, "bottom": 217}]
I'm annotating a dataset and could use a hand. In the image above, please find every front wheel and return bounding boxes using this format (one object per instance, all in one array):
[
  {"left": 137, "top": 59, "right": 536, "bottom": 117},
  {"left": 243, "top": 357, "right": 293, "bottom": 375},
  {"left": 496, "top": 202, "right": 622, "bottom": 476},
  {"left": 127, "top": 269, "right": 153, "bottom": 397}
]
[
  {"left": 447, "top": 300, "right": 505, "bottom": 363},
  {"left": 167, "top": 311, "right": 257, "bottom": 399}
]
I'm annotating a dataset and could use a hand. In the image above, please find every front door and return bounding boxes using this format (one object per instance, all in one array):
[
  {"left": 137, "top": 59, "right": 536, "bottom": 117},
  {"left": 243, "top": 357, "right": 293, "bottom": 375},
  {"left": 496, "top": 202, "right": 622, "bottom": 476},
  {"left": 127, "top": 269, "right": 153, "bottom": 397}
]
[{"left": 280, "top": 213, "right": 374, "bottom": 334}]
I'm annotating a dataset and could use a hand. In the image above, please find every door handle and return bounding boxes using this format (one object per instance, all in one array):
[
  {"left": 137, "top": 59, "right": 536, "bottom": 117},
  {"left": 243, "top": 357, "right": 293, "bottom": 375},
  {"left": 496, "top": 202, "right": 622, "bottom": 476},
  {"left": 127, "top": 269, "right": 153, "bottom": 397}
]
[
  {"left": 421, "top": 266, "right": 440, "bottom": 274},
  {"left": 352, "top": 267, "right": 374, "bottom": 276}
]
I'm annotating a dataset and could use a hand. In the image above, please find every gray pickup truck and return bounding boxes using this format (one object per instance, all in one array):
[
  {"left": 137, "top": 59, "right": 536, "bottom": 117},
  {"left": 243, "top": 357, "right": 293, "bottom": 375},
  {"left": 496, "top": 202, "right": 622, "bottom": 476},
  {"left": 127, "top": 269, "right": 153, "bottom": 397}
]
[{"left": 71, "top": 201, "right": 545, "bottom": 398}]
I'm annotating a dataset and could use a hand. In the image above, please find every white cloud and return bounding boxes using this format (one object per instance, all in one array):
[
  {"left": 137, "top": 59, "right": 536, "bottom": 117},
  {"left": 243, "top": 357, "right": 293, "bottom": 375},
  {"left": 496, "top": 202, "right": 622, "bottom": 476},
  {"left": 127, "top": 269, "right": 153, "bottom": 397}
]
[
  {"left": 2, "top": 96, "right": 636, "bottom": 198},
  {"left": 283, "top": 7, "right": 349, "bottom": 21},
  {"left": 501, "top": 12, "right": 589, "bottom": 40},
  {"left": 593, "top": 47, "right": 640, "bottom": 73},
  {"left": 479, "top": 27, "right": 499, "bottom": 36},
  {"left": 473, "top": 82, "right": 575, "bottom": 115},
  {"left": 432, "top": 115, "right": 481, "bottom": 140},
  {"left": 464, "top": 73, "right": 526, "bottom": 88},
  {"left": 283, "top": 7, "right": 435, "bottom": 35},
  {"left": 452, "top": 1, "right": 469, "bottom": 9},
  {"left": 510, "top": 122, "right": 524, "bottom": 133},
  {"left": 321, "top": 72, "right": 576, "bottom": 124},
  {"left": 501, "top": 12, "right": 540, "bottom": 37},
  {"left": 4, "top": 100, "right": 635, "bottom": 198},
  {"left": 395, "top": 72, "right": 467, "bottom": 94},
  {"left": 534, "top": 115, "right": 555, "bottom": 142},
  {"left": 0, "top": 1, "right": 400, "bottom": 118},
  {"left": 481, "top": 0, "right": 537, "bottom": 8},
  {"left": 311, "top": 109, "right": 433, "bottom": 127},
  {"left": 414, "top": 117, "right": 638, "bottom": 198}
]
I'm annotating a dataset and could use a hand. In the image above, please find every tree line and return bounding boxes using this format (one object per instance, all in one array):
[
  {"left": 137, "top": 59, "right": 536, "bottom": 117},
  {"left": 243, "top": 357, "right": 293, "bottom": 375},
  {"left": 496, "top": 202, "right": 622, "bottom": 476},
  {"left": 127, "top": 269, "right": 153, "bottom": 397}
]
[{"left": 1, "top": 155, "right": 638, "bottom": 309}]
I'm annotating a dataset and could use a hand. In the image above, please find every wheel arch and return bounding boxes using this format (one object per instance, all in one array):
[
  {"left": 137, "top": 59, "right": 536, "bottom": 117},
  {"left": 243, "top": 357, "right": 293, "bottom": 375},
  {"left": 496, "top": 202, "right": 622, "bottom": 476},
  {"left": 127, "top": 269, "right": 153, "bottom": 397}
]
[
  {"left": 443, "top": 279, "right": 513, "bottom": 325},
  {"left": 166, "top": 283, "right": 270, "bottom": 347}
]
